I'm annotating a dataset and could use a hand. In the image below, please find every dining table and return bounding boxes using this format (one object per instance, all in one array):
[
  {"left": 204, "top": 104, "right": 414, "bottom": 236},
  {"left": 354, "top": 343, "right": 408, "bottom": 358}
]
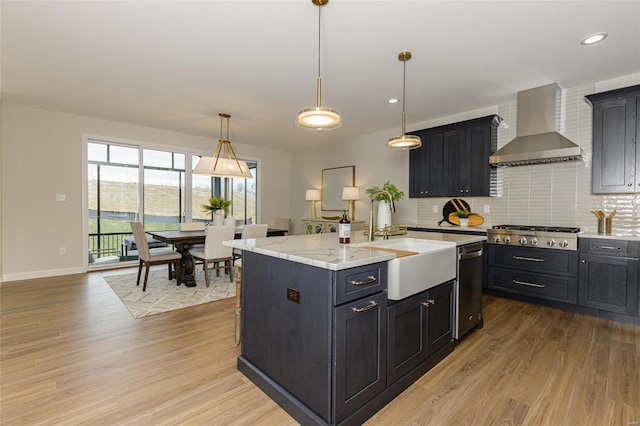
[{"left": 147, "top": 227, "right": 286, "bottom": 287}]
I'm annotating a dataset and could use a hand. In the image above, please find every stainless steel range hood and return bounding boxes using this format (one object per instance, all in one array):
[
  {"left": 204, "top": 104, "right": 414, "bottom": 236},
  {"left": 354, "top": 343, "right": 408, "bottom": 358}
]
[{"left": 489, "top": 83, "right": 582, "bottom": 167}]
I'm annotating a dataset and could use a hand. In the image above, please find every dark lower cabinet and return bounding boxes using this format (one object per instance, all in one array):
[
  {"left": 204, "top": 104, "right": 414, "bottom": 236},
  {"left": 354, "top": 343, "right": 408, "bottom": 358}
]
[
  {"left": 239, "top": 251, "right": 456, "bottom": 425},
  {"left": 334, "top": 292, "right": 387, "bottom": 424},
  {"left": 387, "top": 281, "right": 453, "bottom": 385},
  {"left": 578, "top": 238, "right": 639, "bottom": 316}
]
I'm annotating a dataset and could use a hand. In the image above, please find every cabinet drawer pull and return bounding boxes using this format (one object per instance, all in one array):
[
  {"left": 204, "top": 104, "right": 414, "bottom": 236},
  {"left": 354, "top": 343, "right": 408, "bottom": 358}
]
[
  {"left": 352, "top": 301, "right": 378, "bottom": 313},
  {"left": 595, "top": 245, "right": 620, "bottom": 250},
  {"left": 350, "top": 276, "right": 377, "bottom": 286},
  {"left": 513, "top": 256, "right": 545, "bottom": 262},
  {"left": 513, "top": 279, "right": 546, "bottom": 288},
  {"left": 420, "top": 299, "right": 435, "bottom": 308}
]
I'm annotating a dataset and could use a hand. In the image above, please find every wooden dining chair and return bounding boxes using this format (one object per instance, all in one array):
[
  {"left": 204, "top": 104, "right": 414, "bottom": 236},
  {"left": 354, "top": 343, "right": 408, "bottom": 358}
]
[
  {"left": 129, "top": 221, "right": 182, "bottom": 291},
  {"left": 189, "top": 225, "right": 236, "bottom": 286}
]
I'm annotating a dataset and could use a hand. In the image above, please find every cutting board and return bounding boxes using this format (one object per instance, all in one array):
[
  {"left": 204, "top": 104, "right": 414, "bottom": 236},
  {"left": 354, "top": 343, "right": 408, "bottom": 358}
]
[
  {"left": 447, "top": 212, "right": 485, "bottom": 227},
  {"left": 359, "top": 246, "right": 419, "bottom": 258}
]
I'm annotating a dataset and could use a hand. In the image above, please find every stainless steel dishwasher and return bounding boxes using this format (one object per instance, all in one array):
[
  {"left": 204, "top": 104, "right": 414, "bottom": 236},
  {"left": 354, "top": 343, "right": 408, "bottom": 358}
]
[{"left": 455, "top": 242, "right": 484, "bottom": 339}]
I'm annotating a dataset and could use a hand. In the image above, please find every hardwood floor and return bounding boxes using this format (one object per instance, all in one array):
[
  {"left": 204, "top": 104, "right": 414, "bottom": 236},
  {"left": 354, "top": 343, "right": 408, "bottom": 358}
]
[{"left": 1, "top": 270, "right": 639, "bottom": 425}]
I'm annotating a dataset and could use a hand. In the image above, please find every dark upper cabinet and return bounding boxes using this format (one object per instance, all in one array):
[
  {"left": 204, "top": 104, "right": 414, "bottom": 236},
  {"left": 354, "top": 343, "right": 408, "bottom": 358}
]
[
  {"left": 585, "top": 85, "right": 640, "bottom": 194},
  {"left": 409, "top": 131, "right": 444, "bottom": 197},
  {"left": 409, "top": 115, "right": 499, "bottom": 198}
]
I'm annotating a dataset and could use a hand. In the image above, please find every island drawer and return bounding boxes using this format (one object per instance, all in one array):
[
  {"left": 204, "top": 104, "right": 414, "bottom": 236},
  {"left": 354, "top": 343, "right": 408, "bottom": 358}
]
[
  {"left": 488, "top": 268, "right": 577, "bottom": 303},
  {"left": 334, "top": 262, "right": 388, "bottom": 305}
]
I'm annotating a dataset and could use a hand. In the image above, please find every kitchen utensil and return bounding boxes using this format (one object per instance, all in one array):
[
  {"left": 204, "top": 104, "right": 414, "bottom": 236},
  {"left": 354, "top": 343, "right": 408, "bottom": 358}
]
[
  {"left": 609, "top": 209, "right": 617, "bottom": 218},
  {"left": 439, "top": 199, "right": 471, "bottom": 225}
]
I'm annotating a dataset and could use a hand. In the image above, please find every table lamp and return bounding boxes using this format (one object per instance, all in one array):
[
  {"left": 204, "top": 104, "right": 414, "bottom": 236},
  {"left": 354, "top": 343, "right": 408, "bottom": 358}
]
[
  {"left": 342, "top": 186, "right": 360, "bottom": 221},
  {"left": 305, "top": 189, "right": 321, "bottom": 219}
]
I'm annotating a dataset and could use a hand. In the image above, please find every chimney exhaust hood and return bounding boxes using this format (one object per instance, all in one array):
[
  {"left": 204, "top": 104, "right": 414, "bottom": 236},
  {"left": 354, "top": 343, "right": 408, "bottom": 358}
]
[{"left": 489, "top": 83, "right": 582, "bottom": 167}]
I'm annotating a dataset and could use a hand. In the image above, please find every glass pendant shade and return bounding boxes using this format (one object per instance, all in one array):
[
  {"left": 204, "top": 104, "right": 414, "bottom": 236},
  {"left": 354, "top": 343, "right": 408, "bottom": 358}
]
[
  {"left": 193, "top": 113, "right": 253, "bottom": 179},
  {"left": 296, "top": 106, "right": 342, "bottom": 130},
  {"left": 388, "top": 51, "right": 421, "bottom": 150},
  {"left": 296, "top": 0, "right": 341, "bottom": 130}
]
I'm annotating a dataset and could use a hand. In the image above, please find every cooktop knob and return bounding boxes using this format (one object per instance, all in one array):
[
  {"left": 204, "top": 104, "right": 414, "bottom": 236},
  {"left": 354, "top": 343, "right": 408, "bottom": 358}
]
[
  {"left": 530, "top": 238, "right": 539, "bottom": 246},
  {"left": 518, "top": 237, "right": 528, "bottom": 245},
  {"left": 547, "top": 239, "right": 557, "bottom": 247},
  {"left": 559, "top": 240, "right": 569, "bottom": 248},
  {"left": 503, "top": 236, "right": 511, "bottom": 244}
]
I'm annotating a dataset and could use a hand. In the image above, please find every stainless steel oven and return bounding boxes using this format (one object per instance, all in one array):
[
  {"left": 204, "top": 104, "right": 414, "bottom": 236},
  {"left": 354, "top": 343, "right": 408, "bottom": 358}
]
[{"left": 486, "top": 225, "right": 580, "bottom": 304}]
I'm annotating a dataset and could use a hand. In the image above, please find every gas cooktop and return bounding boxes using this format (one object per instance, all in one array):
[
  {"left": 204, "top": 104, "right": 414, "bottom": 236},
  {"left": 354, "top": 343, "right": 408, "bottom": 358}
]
[
  {"left": 487, "top": 224, "right": 581, "bottom": 250},
  {"left": 492, "top": 225, "right": 581, "bottom": 233}
]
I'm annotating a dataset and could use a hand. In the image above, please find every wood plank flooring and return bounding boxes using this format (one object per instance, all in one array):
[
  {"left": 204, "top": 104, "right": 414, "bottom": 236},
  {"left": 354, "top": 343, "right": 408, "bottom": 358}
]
[{"left": 1, "top": 269, "right": 639, "bottom": 425}]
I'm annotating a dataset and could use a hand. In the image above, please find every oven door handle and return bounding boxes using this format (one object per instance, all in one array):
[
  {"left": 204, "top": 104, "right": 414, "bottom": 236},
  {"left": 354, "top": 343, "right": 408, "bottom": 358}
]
[{"left": 513, "top": 255, "right": 545, "bottom": 262}]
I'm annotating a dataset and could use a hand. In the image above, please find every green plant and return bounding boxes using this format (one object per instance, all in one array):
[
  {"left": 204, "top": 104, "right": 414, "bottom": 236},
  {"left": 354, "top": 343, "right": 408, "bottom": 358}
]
[
  {"left": 202, "top": 195, "right": 232, "bottom": 215},
  {"left": 454, "top": 210, "right": 471, "bottom": 218},
  {"left": 366, "top": 181, "right": 405, "bottom": 202}
]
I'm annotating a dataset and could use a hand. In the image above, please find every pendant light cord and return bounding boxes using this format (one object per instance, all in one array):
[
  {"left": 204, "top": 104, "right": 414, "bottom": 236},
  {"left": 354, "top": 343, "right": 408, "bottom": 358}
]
[{"left": 317, "top": 4, "right": 321, "bottom": 79}]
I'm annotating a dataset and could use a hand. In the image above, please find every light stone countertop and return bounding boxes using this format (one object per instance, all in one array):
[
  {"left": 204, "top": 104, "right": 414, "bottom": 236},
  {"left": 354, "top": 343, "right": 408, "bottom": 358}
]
[
  {"left": 224, "top": 231, "right": 486, "bottom": 271},
  {"left": 579, "top": 232, "right": 640, "bottom": 242}
]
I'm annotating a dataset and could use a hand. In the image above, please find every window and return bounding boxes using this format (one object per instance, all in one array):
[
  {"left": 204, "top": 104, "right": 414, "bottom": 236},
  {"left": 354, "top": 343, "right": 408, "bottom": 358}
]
[{"left": 87, "top": 140, "right": 258, "bottom": 268}]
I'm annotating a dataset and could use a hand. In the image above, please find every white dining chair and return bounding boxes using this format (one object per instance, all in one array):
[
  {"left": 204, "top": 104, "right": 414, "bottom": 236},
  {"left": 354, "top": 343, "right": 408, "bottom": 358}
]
[
  {"left": 129, "top": 221, "right": 182, "bottom": 291},
  {"left": 233, "top": 224, "right": 268, "bottom": 266},
  {"left": 190, "top": 225, "right": 236, "bottom": 286},
  {"left": 273, "top": 217, "right": 291, "bottom": 235},
  {"left": 179, "top": 222, "right": 206, "bottom": 231}
]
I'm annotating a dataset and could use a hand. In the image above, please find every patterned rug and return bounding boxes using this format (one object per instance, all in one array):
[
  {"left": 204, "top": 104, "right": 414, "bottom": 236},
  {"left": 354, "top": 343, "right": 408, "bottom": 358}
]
[{"left": 103, "top": 268, "right": 235, "bottom": 319}]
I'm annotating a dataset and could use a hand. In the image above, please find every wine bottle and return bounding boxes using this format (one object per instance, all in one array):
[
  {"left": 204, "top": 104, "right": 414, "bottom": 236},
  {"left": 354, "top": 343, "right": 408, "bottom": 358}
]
[{"left": 339, "top": 209, "right": 351, "bottom": 244}]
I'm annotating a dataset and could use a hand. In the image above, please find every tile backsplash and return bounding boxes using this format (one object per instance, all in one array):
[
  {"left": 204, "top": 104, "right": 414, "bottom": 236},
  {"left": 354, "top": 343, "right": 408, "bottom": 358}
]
[{"left": 417, "top": 83, "right": 640, "bottom": 237}]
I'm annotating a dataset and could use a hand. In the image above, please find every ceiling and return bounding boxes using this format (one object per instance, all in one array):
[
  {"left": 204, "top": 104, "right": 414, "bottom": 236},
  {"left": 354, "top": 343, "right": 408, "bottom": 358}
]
[{"left": 2, "top": 1, "right": 639, "bottom": 152}]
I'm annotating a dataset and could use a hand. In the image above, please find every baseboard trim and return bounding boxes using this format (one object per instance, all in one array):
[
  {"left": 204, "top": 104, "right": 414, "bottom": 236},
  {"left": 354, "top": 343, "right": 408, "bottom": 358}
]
[{"left": 2, "top": 266, "right": 86, "bottom": 283}]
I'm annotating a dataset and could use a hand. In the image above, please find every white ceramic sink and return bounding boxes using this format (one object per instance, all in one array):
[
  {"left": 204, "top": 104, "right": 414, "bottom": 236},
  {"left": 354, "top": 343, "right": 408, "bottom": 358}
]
[{"left": 357, "top": 238, "right": 456, "bottom": 300}]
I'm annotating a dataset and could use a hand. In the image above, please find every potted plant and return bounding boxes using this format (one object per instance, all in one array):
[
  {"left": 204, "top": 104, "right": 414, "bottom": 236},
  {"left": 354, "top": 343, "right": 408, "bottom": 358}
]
[
  {"left": 365, "top": 181, "right": 405, "bottom": 203},
  {"left": 203, "top": 195, "right": 232, "bottom": 226},
  {"left": 454, "top": 210, "right": 471, "bottom": 226},
  {"left": 366, "top": 181, "right": 405, "bottom": 228}
]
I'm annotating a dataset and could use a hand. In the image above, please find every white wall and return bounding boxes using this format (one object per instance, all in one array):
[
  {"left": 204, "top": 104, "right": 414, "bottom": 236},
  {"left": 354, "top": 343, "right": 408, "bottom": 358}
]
[{"left": 1, "top": 102, "right": 290, "bottom": 281}]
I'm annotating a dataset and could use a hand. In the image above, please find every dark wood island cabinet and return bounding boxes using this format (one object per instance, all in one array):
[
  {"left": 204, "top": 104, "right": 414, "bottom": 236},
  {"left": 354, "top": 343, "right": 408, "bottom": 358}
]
[{"left": 236, "top": 247, "right": 455, "bottom": 425}]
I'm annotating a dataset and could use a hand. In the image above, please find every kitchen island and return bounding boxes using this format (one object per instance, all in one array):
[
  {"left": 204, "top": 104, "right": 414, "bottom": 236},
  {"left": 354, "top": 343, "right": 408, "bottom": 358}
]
[{"left": 226, "top": 231, "right": 484, "bottom": 425}]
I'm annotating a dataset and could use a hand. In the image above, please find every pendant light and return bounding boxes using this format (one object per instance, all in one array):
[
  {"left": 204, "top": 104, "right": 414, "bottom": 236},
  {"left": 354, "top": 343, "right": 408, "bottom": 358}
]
[
  {"left": 296, "top": 0, "right": 342, "bottom": 130},
  {"left": 387, "top": 51, "right": 422, "bottom": 149},
  {"left": 193, "top": 113, "right": 253, "bottom": 179}
]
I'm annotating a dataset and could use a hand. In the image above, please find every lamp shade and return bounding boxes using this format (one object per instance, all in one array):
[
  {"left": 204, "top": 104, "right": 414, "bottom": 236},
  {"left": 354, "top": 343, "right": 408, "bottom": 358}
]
[
  {"left": 342, "top": 186, "right": 360, "bottom": 201},
  {"left": 305, "top": 189, "right": 322, "bottom": 201},
  {"left": 193, "top": 156, "right": 253, "bottom": 179}
]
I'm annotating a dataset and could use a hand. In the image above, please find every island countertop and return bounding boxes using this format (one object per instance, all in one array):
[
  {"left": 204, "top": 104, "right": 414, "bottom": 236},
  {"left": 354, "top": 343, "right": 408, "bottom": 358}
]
[{"left": 224, "top": 231, "right": 485, "bottom": 271}]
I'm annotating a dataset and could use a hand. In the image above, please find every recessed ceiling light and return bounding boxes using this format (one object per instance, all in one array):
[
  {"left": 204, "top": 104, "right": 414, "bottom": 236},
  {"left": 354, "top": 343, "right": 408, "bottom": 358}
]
[
  {"left": 387, "top": 98, "right": 399, "bottom": 104},
  {"left": 580, "top": 32, "right": 608, "bottom": 45}
]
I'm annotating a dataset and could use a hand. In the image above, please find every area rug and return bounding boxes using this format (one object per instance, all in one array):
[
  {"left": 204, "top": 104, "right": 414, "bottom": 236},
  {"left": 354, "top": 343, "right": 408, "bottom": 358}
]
[{"left": 103, "top": 269, "right": 235, "bottom": 319}]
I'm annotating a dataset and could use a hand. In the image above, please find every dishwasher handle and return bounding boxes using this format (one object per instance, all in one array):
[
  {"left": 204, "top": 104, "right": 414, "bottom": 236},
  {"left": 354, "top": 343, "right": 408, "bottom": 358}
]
[{"left": 459, "top": 249, "right": 483, "bottom": 260}]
